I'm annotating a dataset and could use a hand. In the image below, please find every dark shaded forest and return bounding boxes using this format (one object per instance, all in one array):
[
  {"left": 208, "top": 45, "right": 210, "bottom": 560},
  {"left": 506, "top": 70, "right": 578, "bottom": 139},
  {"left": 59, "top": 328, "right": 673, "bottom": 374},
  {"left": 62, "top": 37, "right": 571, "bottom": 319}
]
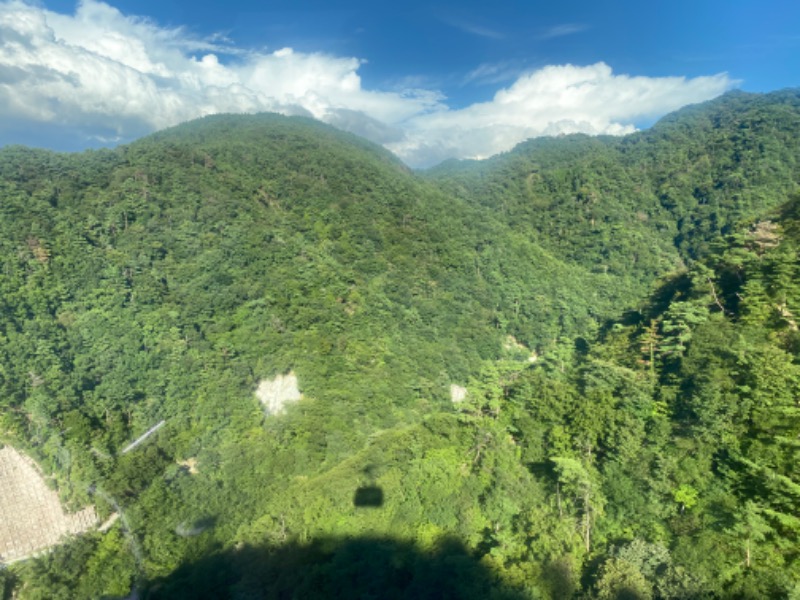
[{"left": 0, "top": 88, "right": 799, "bottom": 598}]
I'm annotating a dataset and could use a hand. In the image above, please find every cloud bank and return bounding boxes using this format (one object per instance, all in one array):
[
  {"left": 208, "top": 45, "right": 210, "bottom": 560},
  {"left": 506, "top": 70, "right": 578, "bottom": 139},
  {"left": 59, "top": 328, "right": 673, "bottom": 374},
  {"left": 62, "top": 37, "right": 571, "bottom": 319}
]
[{"left": 0, "top": 1, "right": 735, "bottom": 167}]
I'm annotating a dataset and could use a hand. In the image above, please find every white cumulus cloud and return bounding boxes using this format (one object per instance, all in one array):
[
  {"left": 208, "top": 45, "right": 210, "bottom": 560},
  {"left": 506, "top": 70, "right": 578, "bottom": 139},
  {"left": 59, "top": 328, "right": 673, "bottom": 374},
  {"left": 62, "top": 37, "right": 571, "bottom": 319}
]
[
  {"left": 388, "top": 63, "right": 735, "bottom": 166},
  {"left": 0, "top": 0, "right": 735, "bottom": 167}
]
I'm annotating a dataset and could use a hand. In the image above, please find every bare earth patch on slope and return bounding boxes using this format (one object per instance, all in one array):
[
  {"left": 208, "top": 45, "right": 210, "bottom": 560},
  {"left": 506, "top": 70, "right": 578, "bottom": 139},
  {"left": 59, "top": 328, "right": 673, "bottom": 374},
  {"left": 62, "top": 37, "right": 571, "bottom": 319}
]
[
  {"left": 0, "top": 445, "right": 96, "bottom": 564},
  {"left": 450, "top": 384, "right": 467, "bottom": 404},
  {"left": 255, "top": 371, "right": 302, "bottom": 416}
]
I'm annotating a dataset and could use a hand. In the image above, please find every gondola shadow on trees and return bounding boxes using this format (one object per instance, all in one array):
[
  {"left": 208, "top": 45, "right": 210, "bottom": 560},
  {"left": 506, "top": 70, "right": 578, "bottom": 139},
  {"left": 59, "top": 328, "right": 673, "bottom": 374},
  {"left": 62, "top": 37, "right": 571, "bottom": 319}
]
[
  {"left": 353, "top": 485, "right": 384, "bottom": 507},
  {"left": 143, "top": 535, "right": 529, "bottom": 600}
]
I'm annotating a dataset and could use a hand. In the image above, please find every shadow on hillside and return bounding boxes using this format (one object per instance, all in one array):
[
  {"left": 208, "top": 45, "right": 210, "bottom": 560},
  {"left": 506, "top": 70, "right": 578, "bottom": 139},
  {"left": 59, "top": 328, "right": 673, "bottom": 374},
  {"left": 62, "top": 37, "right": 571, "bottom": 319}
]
[
  {"left": 143, "top": 535, "right": 529, "bottom": 600},
  {"left": 353, "top": 485, "right": 384, "bottom": 507}
]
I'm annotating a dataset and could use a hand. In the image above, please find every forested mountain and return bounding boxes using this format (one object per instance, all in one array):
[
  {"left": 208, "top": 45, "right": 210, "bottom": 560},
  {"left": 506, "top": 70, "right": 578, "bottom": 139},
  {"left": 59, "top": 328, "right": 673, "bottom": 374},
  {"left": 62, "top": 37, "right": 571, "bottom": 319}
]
[
  {"left": 0, "top": 89, "right": 799, "bottom": 598},
  {"left": 428, "top": 89, "right": 800, "bottom": 302}
]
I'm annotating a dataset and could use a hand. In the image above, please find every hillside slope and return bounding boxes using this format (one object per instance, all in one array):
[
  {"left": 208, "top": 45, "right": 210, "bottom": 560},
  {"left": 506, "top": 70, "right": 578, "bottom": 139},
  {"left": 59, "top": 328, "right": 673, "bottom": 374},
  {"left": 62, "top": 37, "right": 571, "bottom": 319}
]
[
  {"left": 428, "top": 88, "right": 800, "bottom": 296},
  {"left": 0, "top": 110, "right": 679, "bottom": 460},
  {"left": 0, "top": 92, "right": 799, "bottom": 598}
]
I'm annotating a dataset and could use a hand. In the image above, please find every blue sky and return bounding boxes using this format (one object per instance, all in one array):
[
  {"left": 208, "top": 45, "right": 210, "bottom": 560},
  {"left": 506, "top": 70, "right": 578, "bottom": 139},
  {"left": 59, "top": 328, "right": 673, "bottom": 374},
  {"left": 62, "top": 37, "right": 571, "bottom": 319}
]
[{"left": 1, "top": 0, "right": 798, "bottom": 166}]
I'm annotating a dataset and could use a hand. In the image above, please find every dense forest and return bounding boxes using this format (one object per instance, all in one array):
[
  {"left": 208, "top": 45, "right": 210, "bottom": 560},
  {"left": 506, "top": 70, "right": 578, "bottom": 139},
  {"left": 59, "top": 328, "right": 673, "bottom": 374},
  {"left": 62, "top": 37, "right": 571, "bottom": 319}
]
[{"left": 0, "top": 88, "right": 799, "bottom": 598}]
